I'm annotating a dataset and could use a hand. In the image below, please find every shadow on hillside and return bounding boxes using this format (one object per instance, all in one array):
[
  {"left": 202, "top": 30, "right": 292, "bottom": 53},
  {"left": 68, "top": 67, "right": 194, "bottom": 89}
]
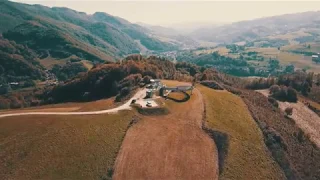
[
  {"left": 165, "top": 91, "right": 190, "bottom": 103},
  {"left": 203, "top": 127, "right": 229, "bottom": 174}
]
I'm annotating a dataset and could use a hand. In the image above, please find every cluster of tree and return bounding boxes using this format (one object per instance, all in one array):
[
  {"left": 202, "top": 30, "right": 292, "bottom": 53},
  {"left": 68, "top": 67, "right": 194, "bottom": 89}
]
[
  {"left": 278, "top": 71, "right": 313, "bottom": 95},
  {"left": 246, "top": 70, "right": 313, "bottom": 97},
  {"left": 269, "top": 85, "right": 298, "bottom": 102},
  {"left": 177, "top": 52, "right": 251, "bottom": 76},
  {"left": 51, "top": 62, "right": 88, "bottom": 81},
  {"left": 225, "top": 44, "right": 245, "bottom": 53},
  {"left": 44, "top": 55, "right": 179, "bottom": 103}
]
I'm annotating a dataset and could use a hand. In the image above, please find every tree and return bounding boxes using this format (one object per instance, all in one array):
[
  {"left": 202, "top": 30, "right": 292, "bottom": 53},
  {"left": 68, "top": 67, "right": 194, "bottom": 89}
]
[
  {"left": 284, "top": 65, "right": 295, "bottom": 74},
  {"left": 287, "top": 87, "right": 298, "bottom": 102},
  {"left": 285, "top": 107, "right": 293, "bottom": 116},
  {"left": 270, "top": 85, "right": 280, "bottom": 95},
  {"left": 0, "top": 84, "right": 11, "bottom": 95},
  {"left": 268, "top": 59, "right": 280, "bottom": 71}
]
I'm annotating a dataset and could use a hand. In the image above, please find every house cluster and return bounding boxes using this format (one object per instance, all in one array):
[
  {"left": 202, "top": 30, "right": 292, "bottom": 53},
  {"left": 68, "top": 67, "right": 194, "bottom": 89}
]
[{"left": 146, "top": 79, "right": 164, "bottom": 98}]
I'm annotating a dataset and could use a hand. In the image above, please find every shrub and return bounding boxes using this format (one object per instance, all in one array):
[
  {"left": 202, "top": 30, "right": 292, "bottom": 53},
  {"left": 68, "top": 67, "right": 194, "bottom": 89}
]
[
  {"left": 200, "top": 80, "right": 224, "bottom": 90},
  {"left": 269, "top": 85, "right": 280, "bottom": 95},
  {"left": 143, "top": 76, "right": 152, "bottom": 84},
  {"left": 268, "top": 97, "right": 279, "bottom": 108},
  {"left": 285, "top": 107, "right": 293, "bottom": 116},
  {"left": 270, "top": 85, "right": 297, "bottom": 103},
  {"left": 287, "top": 87, "right": 298, "bottom": 102}
]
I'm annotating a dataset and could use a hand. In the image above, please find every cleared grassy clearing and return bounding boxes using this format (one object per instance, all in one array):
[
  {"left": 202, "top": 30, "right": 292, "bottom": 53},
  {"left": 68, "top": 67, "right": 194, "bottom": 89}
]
[
  {"left": 0, "top": 111, "right": 134, "bottom": 180},
  {"left": 113, "top": 80, "right": 218, "bottom": 180},
  {"left": 0, "top": 97, "right": 117, "bottom": 114},
  {"left": 198, "top": 85, "right": 285, "bottom": 180},
  {"left": 194, "top": 47, "right": 229, "bottom": 55}
]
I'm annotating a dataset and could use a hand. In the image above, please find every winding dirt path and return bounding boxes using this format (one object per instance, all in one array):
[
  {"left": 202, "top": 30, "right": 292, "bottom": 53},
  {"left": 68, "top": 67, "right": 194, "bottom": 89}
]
[
  {"left": 0, "top": 89, "right": 147, "bottom": 118},
  {"left": 113, "top": 88, "right": 219, "bottom": 180}
]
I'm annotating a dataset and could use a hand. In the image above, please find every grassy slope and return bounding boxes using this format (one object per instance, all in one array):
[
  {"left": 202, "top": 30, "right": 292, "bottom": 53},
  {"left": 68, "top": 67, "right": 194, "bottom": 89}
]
[
  {"left": 0, "top": 111, "right": 134, "bottom": 180},
  {"left": 198, "top": 85, "right": 285, "bottom": 180}
]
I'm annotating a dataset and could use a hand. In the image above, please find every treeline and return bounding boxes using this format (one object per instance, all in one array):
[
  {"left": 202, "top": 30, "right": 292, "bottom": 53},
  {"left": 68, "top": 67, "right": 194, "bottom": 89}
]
[
  {"left": 0, "top": 55, "right": 205, "bottom": 109},
  {"left": 246, "top": 70, "right": 314, "bottom": 97}
]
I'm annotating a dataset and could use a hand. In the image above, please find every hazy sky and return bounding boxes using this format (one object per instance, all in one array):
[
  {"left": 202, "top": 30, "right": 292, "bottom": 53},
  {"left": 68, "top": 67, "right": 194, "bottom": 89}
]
[{"left": 12, "top": 0, "right": 320, "bottom": 26}]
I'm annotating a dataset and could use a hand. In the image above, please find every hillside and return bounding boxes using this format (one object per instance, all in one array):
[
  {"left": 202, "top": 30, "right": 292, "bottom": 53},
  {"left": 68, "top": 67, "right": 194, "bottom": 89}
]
[
  {"left": 0, "top": 35, "right": 45, "bottom": 85},
  {"left": 0, "top": 0, "right": 177, "bottom": 63},
  {"left": 137, "top": 23, "right": 199, "bottom": 49},
  {"left": 190, "top": 11, "right": 320, "bottom": 44}
]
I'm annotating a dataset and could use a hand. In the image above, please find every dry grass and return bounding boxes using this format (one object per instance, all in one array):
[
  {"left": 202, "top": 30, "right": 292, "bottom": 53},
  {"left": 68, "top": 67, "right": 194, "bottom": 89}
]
[
  {"left": 0, "top": 111, "right": 135, "bottom": 180},
  {"left": 81, "top": 60, "right": 94, "bottom": 70},
  {"left": 257, "top": 89, "right": 320, "bottom": 148},
  {"left": 0, "top": 97, "right": 117, "bottom": 114},
  {"left": 113, "top": 81, "right": 218, "bottom": 180},
  {"left": 198, "top": 85, "right": 285, "bottom": 180}
]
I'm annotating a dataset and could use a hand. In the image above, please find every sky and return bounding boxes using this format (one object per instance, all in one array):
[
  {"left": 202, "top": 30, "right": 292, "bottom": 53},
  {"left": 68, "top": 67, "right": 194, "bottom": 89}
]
[{"left": 11, "top": 0, "right": 320, "bottom": 26}]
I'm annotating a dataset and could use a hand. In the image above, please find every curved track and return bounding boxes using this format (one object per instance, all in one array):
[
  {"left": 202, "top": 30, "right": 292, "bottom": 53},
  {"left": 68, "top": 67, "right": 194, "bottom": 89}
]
[{"left": 0, "top": 89, "right": 147, "bottom": 118}]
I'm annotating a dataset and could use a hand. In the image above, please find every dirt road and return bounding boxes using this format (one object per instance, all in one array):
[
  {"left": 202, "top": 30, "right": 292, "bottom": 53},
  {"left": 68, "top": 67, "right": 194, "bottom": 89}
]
[
  {"left": 0, "top": 89, "right": 147, "bottom": 118},
  {"left": 113, "top": 88, "right": 219, "bottom": 180}
]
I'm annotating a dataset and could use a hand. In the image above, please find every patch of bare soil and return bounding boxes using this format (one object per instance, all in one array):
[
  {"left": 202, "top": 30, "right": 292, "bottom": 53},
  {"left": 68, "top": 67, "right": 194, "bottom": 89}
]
[
  {"left": 113, "top": 88, "right": 218, "bottom": 180},
  {"left": 257, "top": 89, "right": 320, "bottom": 148}
]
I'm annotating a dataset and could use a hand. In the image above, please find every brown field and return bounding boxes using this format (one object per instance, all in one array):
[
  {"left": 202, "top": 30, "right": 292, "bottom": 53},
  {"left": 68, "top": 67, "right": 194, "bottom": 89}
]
[
  {"left": 0, "top": 111, "right": 135, "bottom": 180},
  {"left": 198, "top": 85, "right": 285, "bottom": 180},
  {"left": 241, "top": 89, "right": 320, "bottom": 179},
  {"left": 113, "top": 81, "right": 218, "bottom": 180},
  {"left": 0, "top": 96, "right": 117, "bottom": 114},
  {"left": 258, "top": 90, "right": 320, "bottom": 148}
]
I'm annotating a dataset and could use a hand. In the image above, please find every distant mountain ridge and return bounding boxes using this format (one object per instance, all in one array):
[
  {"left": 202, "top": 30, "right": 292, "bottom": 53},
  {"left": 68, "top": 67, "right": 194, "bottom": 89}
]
[{"left": 189, "top": 11, "right": 320, "bottom": 44}]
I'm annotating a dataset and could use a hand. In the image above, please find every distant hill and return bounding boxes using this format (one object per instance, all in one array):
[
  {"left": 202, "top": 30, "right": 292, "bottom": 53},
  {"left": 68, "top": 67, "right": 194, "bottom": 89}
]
[
  {"left": 0, "top": 1, "right": 177, "bottom": 61},
  {"left": 190, "top": 11, "right": 320, "bottom": 44},
  {"left": 0, "top": 0, "right": 179, "bottom": 85},
  {"left": 137, "top": 22, "right": 199, "bottom": 48}
]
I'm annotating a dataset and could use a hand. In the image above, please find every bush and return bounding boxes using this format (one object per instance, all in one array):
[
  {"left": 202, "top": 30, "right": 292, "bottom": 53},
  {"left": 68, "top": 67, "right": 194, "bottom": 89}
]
[
  {"left": 200, "top": 80, "right": 224, "bottom": 90},
  {"left": 143, "top": 75, "right": 152, "bottom": 84},
  {"left": 287, "top": 87, "right": 298, "bottom": 102},
  {"left": 285, "top": 107, "right": 293, "bottom": 116},
  {"left": 269, "top": 85, "right": 280, "bottom": 95},
  {"left": 268, "top": 97, "right": 279, "bottom": 108},
  {"left": 270, "top": 85, "right": 298, "bottom": 103}
]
